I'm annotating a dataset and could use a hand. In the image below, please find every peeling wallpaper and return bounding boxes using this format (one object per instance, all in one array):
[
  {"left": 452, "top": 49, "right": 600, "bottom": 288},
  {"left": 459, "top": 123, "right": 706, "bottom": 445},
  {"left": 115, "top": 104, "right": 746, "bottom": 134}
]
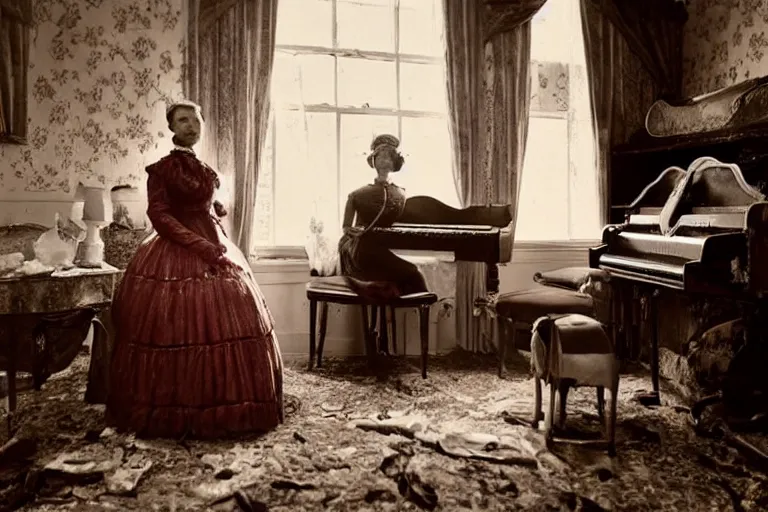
[
  {"left": 0, "top": 0, "right": 186, "bottom": 197},
  {"left": 683, "top": 0, "right": 768, "bottom": 98}
]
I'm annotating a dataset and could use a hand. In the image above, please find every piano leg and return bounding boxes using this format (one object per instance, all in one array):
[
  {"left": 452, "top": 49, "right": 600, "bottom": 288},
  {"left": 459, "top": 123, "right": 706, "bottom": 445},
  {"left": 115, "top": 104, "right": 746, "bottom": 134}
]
[
  {"left": 486, "top": 263, "right": 500, "bottom": 295},
  {"left": 631, "top": 286, "right": 641, "bottom": 360},
  {"left": 378, "top": 305, "right": 389, "bottom": 354},
  {"left": 650, "top": 289, "right": 661, "bottom": 402},
  {"left": 637, "top": 289, "right": 662, "bottom": 407}
]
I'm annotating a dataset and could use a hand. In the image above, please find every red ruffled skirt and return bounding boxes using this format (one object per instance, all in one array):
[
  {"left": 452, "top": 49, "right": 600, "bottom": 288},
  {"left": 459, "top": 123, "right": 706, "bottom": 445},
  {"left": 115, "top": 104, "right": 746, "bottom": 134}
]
[{"left": 106, "top": 230, "right": 283, "bottom": 439}]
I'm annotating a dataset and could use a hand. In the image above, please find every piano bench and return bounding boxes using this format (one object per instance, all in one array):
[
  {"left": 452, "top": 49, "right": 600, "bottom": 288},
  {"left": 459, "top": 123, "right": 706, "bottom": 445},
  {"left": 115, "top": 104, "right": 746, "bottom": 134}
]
[
  {"left": 494, "top": 288, "right": 595, "bottom": 378},
  {"left": 305, "top": 276, "right": 438, "bottom": 378},
  {"left": 531, "top": 314, "right": 619, "bottom": 456}
]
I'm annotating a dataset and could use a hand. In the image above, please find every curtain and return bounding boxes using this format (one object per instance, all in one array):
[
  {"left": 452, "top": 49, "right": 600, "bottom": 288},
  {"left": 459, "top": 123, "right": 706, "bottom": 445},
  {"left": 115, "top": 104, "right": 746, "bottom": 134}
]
[
  {"left": 444, "top": 0, "right": 545, "bottom": 352},
  {"left": 593, "top": 0, "right": 687, "bottom": 100},
  {"left": 0, "top": 0, "right": 33, "bottom": 143},
  {"left": 185, "top": 0, "right": 278, "bottom": 254},
  {"left": 443, "top": 1, "right": 484, "bottom": 210},
  {"left": 580, "top": 0, "right": 665, "bottom": 225}
]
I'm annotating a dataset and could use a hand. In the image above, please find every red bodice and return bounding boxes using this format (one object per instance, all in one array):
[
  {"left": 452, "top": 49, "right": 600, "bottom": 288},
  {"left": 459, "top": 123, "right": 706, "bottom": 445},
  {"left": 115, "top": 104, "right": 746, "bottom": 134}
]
[{"left": 145, "top": 150, "right": 225, "bottom": 259}]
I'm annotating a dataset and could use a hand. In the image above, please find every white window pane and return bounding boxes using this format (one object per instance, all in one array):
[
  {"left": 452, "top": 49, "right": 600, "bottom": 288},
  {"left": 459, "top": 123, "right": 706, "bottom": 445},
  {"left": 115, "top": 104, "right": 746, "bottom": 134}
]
[
  {"left": 299, "top": 55, "right": 336, "bottom": 106},
  {"left": 515, "top": 117, "right": 570, "bottom": 241},
  {"left": 339, "top": 114, "right": 398, "bottom": 213},
  {"left": 569, "top": 117, "right": 600, "bottom": 239},
  {"left": 532, "top": 0, "right": 555, "bottom": 24},
  {"left": 531, "top": 0, "right": 579, "bottom": 64},
  {"left": 337, "top": 57, "right": 397, "bottom": 109},
  {"left": 271, "top": 53, "right": 301, "bottom": 106},
  {"left": 400, "top": 62, "right": 446, "bottom": 113},
  {"left": 274, "top": 111, "right": 338, "bottom": 246},
  {"left": 254, "top": 116, "right": 275, "bottom": 246},
  {"left": 271, "top": 53, "right": 335, "bottom": 107},
  {"left": 399, "top": 0, "right": 443, "bottom": 56},
  {"left": 399, "top": 116, "right": 458, "bottom": 207},
  {"left": 337, "top": 0, "right": 395, "bottom": 52},
  {"left": 276, "top": 0, "right": 333, "bottom": 47}
]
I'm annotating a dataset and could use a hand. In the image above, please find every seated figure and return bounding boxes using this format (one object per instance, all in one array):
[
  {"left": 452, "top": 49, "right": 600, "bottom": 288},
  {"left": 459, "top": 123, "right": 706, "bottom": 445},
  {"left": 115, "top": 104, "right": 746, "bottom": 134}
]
[{"left": 337, "top": 134, "right": 428, "bottom": 300}]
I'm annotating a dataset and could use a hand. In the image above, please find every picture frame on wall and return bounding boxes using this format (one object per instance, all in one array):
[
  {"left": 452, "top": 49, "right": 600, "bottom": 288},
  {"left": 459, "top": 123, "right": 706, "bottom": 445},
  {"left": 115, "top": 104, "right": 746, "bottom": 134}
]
[{"left": 0, "top": 0, "right": 32, "bottom": 145}]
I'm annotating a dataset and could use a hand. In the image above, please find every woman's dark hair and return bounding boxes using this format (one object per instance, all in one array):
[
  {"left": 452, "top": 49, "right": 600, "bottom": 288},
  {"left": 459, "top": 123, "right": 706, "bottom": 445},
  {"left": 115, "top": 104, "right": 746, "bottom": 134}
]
[
  {"left": 367, "top": 145, "right": 404, "bottom": 172},
  {"left": 367, "top": 134, "right": 405, "bottom": 172}
]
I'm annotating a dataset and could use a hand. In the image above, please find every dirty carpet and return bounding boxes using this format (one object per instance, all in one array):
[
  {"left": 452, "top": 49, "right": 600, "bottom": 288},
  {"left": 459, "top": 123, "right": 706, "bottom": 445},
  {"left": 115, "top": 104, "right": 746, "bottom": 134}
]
[{"left": 1, "top": 350, "right": 767, "bottom": 511}]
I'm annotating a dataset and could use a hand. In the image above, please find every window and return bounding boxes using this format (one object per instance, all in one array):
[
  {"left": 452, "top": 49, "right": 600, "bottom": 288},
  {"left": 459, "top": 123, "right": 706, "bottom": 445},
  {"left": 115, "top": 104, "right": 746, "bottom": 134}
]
[
  {"left": 254, "top": 0, "right": 457, "bottom": 249},
  {"left": 514, "top": 0, "right": 600, "bottom": 241}
]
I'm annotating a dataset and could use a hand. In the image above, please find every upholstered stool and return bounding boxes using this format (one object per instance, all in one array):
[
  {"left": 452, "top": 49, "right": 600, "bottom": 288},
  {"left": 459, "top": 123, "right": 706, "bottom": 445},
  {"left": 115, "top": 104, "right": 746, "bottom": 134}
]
[
  {"left": 495, "top": 287, "right": 595, "bottom": 377},
  {"left": 533, "top": 266, "right": 618, "bottom": 354},
  {"left": 531, "top": 313, "right": 619, "bottom": 455},
  {"left": 305, "top": 276, "right": 438, "bottom": 378},
  {"left": 532, "top": 266, "right": 611, "bottom": 293}
]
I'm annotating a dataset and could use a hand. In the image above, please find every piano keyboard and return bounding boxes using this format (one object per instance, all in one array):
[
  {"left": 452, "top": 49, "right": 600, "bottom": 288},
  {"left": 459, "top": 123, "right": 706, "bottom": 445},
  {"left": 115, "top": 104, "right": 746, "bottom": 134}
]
[
  {"left": 616, "top": 231, "right": 705, "bottom": 260},
  {"left": 598, "top": 254, "right": 685, "bottom": 289},
  {"left": 390, "top": 223, "right": 495, "bottom": 232}
]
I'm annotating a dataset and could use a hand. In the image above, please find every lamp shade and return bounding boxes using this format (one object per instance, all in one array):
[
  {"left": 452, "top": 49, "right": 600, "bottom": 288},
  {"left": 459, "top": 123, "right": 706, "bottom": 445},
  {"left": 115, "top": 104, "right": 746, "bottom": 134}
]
[{"left": 75, "top": 184, "right": 113, "bottom": 223}]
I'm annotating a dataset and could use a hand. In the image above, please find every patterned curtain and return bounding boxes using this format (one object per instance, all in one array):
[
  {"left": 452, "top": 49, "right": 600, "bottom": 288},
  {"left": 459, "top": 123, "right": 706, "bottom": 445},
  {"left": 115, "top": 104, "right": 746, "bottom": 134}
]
[
  {"left": 185, "top": 0, "right": 278, "bottom": 254},
  {"left": 444, "top": 0, "right": 546, "bottom": 353},
  {"left": 580, "top": 0, "right": 662, "bottom": 225},
  {"left": 0, "top": 0, "right": 33, "bottom": 142}
]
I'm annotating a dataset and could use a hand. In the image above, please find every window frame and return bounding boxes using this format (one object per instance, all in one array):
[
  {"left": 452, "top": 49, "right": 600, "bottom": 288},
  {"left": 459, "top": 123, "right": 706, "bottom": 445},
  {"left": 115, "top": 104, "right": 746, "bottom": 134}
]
[
  {"left": 253, "top": 0, "right": 601, "bottom": 260},
  {"left": 515, "top": 0, "right": 601, "bottom": 245},
  {"left": 254, "top": 0, "right": 451, "bottom": 257},
  {"left": 517, "top": 79, "right": 599, "bottom": 245}
]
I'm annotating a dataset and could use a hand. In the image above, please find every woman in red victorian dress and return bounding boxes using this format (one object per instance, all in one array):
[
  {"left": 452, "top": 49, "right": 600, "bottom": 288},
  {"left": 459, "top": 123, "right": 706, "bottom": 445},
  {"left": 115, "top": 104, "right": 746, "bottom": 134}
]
[{"left": 106, "top": 100, "right": 283, "bottom": 439}]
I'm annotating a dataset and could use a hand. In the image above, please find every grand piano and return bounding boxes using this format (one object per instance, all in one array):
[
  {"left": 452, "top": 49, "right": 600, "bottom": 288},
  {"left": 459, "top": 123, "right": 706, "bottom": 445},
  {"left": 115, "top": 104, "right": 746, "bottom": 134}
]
[
  {"left": 367, "top": 195, "right": 515, "bottom": 294},
  {"left": 590, "top": 152, "right": 768, "bottom": 407},
  {"left": 307, "top": 196, "right": 513, "bottom": 362}
]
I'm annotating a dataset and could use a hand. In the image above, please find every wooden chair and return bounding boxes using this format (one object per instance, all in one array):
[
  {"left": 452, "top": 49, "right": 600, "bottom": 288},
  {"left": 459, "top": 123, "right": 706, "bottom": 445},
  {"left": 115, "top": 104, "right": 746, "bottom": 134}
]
[{"left": 306, "top": 276, "right": 437, "bottom": 378}]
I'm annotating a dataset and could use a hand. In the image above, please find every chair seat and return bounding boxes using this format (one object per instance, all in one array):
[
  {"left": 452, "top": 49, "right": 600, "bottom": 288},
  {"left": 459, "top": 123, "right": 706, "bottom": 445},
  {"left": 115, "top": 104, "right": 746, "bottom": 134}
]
[
  {"left": 548, "top": 314, "right": 612, "bottom": 355},
  {"left": 533, "top": 266, "right": 611, "bottom": 291},
  {"left": 306, "top": 276, "right": 437, "bottom": 306},
  {"left": 495, "top": 287, "right": 594, "bottom": 324}
]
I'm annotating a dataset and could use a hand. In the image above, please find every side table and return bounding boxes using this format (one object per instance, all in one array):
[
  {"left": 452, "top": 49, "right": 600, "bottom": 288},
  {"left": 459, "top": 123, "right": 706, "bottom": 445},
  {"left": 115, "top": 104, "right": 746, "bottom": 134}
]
[{"left": 0, "top": 264, "right": 121, "bottom": 436}]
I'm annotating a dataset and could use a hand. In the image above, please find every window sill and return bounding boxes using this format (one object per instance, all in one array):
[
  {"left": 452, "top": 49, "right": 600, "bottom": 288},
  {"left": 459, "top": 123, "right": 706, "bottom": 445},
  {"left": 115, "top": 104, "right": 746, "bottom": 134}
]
[
  {"left": 513, "top": 239, "right": 600, "bottom": 252},
  {"left": 250, "top": 240, "right": 598, "bottom": 273},
  {"left": 250, "top": 257, "right": 310, "bottom": 275}
]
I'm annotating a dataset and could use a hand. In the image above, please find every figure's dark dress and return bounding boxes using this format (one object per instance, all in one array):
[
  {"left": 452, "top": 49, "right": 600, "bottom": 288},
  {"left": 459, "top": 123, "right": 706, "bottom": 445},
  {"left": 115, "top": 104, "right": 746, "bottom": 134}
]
[
  {"left": 106, "top": 148, "right": 283, "bottom": 439},
  {"left": 338, "top": 181, "right": 427, "bottom": 297}
]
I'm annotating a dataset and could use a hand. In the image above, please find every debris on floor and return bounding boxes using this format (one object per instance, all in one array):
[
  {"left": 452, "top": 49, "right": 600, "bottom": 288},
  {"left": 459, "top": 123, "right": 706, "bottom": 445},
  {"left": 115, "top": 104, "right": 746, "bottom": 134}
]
[{"left": 1, "top": 351, "right": 767, "bottom": 511}]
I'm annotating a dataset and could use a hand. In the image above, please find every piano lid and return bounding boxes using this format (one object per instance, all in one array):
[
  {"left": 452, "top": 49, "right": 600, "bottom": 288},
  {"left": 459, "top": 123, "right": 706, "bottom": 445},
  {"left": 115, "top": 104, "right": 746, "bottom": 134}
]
[
  {"left": 397, "top": 196, "right": 513, "bottom": 228},
  {"left": 625, "top": 166, "right": 687, "bottom": 226},
  {"left": 365, "top": 195, "right": 515, "bottom": 264},
  {"left": 658, "top": 156, "right": 765, "bottom": 235}
]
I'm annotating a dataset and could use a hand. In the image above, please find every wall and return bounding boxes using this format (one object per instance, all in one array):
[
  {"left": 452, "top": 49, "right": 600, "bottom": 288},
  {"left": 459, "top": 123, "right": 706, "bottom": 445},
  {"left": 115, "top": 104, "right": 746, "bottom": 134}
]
[
  {"left": 682, "top": 0, "right": 768, "bottom": 97},
  {"left": 256, "top": 243, "right": 589, "bottom": 357},
  {"left": 0, "top": 0, "right": 186, "bottom": 224}
]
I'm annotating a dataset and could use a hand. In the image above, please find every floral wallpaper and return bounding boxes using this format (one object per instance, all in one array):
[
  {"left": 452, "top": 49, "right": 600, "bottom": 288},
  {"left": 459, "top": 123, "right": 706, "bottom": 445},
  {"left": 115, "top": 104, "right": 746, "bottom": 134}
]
[
  {"left": 683, "top": 0, "right": 768, "bottom": 97},
  {"left": 0, "top": 0, "right": 186, "bottom": 195}
]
